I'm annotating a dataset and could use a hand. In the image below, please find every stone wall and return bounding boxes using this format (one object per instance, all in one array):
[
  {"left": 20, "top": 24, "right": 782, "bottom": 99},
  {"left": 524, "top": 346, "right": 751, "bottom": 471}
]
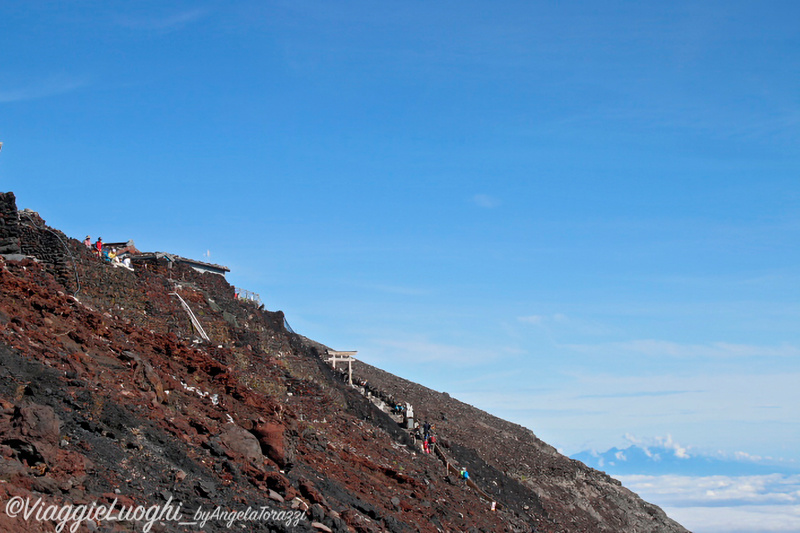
[
  {"left": 18, "top": 210, "right": 73, "bottom": 290},
  {"left": 0, "top": 191, "right": 74, "bottom": 290},
  {"left": 0, "top": 192, "right": 21, "bottom": 255}
]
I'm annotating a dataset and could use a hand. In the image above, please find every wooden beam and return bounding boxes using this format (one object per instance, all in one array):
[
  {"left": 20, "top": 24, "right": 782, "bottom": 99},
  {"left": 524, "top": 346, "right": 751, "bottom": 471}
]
[
  {"left": 325, "top": 350, "right": 357, "bottom": 386},
  {"left": 327, "top": 350, "right": 357, "bottom": 356}
]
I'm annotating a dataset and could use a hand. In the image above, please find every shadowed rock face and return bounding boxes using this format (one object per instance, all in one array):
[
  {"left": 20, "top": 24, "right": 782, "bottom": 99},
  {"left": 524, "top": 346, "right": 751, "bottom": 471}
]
[
  {"left": 0, "top": 193, "right": 21, "bottom": 256},
  {"left": 0, "top": 191, "right": 689, "bottom": 533}
]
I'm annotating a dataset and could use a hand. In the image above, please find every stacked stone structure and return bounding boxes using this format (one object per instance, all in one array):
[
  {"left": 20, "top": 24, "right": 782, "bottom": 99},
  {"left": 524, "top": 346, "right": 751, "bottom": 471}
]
[
  {"left": 0, "top": 192, "right": 21, "bottom": 255},
  {"left": 0, "top": 192, "right": 73, "bottom": 290}
]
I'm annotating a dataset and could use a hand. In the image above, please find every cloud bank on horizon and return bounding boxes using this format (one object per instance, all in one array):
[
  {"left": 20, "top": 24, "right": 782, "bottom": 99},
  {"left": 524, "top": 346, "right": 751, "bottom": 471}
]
[
  {"left": 625, "top": 474, "right": 800, "bottom": 533},
  {"left": 575, "top": 436, "right": 800, "bottom": 533}
]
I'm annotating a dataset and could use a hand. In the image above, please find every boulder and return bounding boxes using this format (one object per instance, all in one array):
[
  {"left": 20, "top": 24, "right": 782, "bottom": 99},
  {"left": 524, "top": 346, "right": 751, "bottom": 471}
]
[
  {"left": 1, "top": 404, "right": 62, "bottom": 465},
  {"left": 251, "top": 422, "right": 286, "bottom": 467},
  {"left": 122, "top": 351, "right": 166, "bottom": 404},
  {"left": 217, "top": 425, "right": 262, "bottom": 462}
]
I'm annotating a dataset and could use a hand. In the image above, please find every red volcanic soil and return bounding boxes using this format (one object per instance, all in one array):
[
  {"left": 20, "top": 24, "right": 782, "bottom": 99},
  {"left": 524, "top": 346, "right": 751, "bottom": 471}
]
[{"left": 0, "top": 192, "right": 688, "bottom": 533}]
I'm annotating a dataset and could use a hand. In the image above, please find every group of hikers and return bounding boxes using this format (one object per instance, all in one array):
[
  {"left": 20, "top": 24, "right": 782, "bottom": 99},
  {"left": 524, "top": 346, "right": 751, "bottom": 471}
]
[
  {"left": 83, "top": 235, "right": 132, "bottom": 269},
  {"left": 354, "top": 377, "right": 404, "bottom": 413},
  {"left": 418, "top": 421, "right": 438, "bottom": 455},
  {"left": 328, "top": 360, "right": 497, "bottom": 509},
  {"left": 345, "top": 371, "right": 475, "bottom": 484}
]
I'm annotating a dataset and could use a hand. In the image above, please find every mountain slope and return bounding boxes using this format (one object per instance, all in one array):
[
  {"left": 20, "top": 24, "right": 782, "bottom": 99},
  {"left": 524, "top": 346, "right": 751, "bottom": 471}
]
[
  {"left": 0, "top": 191, "right": 688, "bottom": 532},
  {"left": 352, "top": 361, "right": 689, "bottom": 532}
]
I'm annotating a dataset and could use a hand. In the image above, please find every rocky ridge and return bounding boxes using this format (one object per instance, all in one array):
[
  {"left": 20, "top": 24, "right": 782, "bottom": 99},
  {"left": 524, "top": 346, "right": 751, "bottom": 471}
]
[{"left": 0, "top": 191, "right": 689, "bottom": 532}]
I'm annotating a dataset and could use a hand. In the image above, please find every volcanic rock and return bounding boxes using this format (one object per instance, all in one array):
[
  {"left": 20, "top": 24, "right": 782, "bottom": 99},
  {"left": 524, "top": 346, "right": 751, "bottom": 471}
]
[{"left": 0, "top": 190, "right": 690, "bottom": 533}]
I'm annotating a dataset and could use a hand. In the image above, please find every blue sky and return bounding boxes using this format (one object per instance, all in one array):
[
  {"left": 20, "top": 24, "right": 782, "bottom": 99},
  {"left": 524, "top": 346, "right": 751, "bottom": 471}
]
[{"left": 2, "top": 2, "right": 799, "bottom": 526}]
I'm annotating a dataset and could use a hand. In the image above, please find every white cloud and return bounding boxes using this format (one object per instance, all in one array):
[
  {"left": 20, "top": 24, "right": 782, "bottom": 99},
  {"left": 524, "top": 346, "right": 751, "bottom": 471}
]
[
  {"left": 617, "top": 474, "right": 800, "bottom": 531},
  {"left": 472, "top": 194, "right": 501, "bottom": 208},
  {"left": 116, "top": 8, "right": 210, "bottom": 31},
  {"left": 517, "top": 313, "right": 570, "bottom": 326},
  {"left": 650, "top": 434, "right": 692, "bottom": 459},
  {"left": 348, "top": 281, "right": 429, "bottom": 296},
  {"left": 665, "top": 504, "right": 800, "bottom": 533},
  {"left": 516, "top": 312, "right": 619, "bottom": 337},
  {"left": 624, "top": 433, "right": 644, "bottom": 445},
  {"left": 616, "top": 475, "right": 800, "bottom": 532},
  {"left": 565, "top": 339, "right": 800, "bottom": 359},
  {"left": 363, "top": 336, "right": 511, "bottom": 366},
  {"left": 616, "top": 473, "right": 800, "bottom": 507},
  {"left": 734, "top": 451, "right": 764, "bottom": 462},
  {"left": 518, "top": 314, "right": 544, "bottom": 325},
  {"left": 0, "top": 76, "right": 87, "bottom": 103}
]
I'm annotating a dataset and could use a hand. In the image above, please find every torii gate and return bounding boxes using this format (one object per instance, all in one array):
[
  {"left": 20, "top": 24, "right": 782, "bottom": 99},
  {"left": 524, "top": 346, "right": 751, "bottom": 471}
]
[{"left": 325, "top": 350, "right": 357, "bottom": 386}]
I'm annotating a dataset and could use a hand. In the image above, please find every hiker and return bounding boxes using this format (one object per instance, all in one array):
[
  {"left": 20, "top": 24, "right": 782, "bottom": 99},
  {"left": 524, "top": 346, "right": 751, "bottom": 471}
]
[
  {"left": 94, "top": 237, "right": 103, "bottom": 256},
  {"left": 83, "top": 235, "right": 92, "bottom": 247},
  {"left": 460, "top": 468, "right": 469, "bottom": 482},
  {"left": 109, "top": 248, "right": 118, "bottom": 263}
]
